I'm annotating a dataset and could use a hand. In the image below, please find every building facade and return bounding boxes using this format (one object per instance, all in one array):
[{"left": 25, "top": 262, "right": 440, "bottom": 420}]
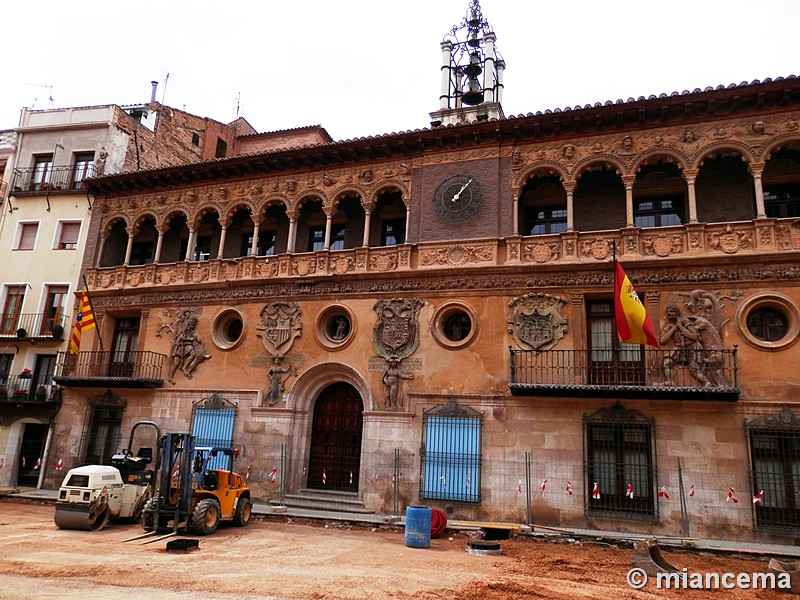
[
  {"left": 41, "top": 3, "right": 800, "bottom": 543},
  {"left": 0, "top": 97, "right": 254, "bottom": 488}
]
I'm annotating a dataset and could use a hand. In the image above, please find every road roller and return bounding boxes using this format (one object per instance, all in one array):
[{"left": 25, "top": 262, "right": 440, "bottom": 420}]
[{"left": 54, "top": 421, "right": 160, "bottom": 531}]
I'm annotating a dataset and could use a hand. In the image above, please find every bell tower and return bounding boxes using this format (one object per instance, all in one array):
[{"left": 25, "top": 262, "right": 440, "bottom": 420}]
[{"left": 429, "top": 0, "right": 505, "bottom": 128}]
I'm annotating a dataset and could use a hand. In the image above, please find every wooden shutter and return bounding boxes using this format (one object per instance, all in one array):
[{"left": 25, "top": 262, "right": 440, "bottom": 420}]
[{"left": 18, "top": 223, "right": 38, "bottom": 250}]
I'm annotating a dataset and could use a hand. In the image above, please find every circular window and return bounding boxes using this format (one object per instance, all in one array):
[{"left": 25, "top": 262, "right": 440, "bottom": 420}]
[
  {"left": 432, "top": 302, "right": 478, "bottom": 349},
  {"left": 213, "top": 309, "right": 245, "bottom": 350},
  {"left": 737, "top": 293, "right": 800, "bottom": 351},
  {"left": 316, "top": 305, "right": 356, "bottom": 350}
]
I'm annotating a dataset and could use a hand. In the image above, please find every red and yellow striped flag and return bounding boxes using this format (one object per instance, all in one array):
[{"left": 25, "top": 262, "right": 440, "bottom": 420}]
[
  {"left": 614, "top": 261, "right": 658, "bottom": 347},
  {"left": 68, "top": 291, "right": 96, "bottom": 355}
]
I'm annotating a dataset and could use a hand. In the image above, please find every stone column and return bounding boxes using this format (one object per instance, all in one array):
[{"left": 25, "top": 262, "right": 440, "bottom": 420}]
[
  {"left": 749, "top": 162, "right": 766, "bottom": 218},
  {"left": 362, "top": 202, "right": 374, "bottom": 247},
  {"left": 287, "top": 218, "right": 297, "bottom": 253},
  {"left": 186, "top": 228, "right": 197, "bottom": 261},
  {"left": 622, "top": 176, "right": 635, "bottom": 227},
  {"left": 565, "top": 182, "right": 576, "bottom": 232},
  {"left": 251, "top": 218, "right": 262, "bottom": 256},
  {"left": 684, "top": 169, "right": 699, "bottom": 223},
  {"left": 323, "top": 210, "right": 333, "bottom": 251},
  {"left": 153, "top": 230, "right": 164, "bottom": 263},
  {"left": 216, "top": 225, "right": 227, "bottom": 259},
  {"left": 123, "top": 228, "right": 134, "bottom": 266}
]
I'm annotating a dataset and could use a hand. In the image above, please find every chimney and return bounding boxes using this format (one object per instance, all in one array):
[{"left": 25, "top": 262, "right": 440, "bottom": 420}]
[{"left": 150, "top": 81, "right": 158, "bottom": 103}]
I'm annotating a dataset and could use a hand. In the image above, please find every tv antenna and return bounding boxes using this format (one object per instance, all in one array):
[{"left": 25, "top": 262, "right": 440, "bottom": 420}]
[{"left": 24, "top": 83, "right": 55, "bottom": 109}]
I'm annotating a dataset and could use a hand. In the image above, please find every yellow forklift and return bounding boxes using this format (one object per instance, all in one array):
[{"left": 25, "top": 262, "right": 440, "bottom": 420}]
[{"left": 140, "top": 433, "right": 252, "bottom": 536}]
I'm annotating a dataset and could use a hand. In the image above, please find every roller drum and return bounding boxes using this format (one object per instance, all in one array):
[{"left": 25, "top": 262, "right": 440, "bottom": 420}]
[{"left": 54, "top": 502, "right": 111, "bottom": 531}]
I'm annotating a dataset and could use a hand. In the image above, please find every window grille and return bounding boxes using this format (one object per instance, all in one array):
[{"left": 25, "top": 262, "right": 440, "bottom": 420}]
[
  {"left": 584, "top": 403, "right": 657, "bottom": 519},
  {"left": 80, "top": 390, "right": 125, "bottom": 465},
  {"left": 421, "top": 399, "right": 482, "bottom": 503},
  {"left": 746, "top": 408, "right": 800, "bottom": 533},
  {"left": 192, "top": 393, "right": 237, "bottom": 470}
]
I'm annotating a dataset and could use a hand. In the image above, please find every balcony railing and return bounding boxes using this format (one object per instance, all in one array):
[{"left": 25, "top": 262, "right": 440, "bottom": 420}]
[
  {"left": 53, "top": 351, "right": 166, "bottom": 388},
  {"left": 0, "top": 374, "right": 59, "bottom": 404},
  {"left": 0, "top": 313, "right": 67, "bottom": 341},
  {"left": 509, "top": 347, "right": 739, "bottom": 400},
  {"left": 11, "top": 164, "right": 95, "bottom": 193}
]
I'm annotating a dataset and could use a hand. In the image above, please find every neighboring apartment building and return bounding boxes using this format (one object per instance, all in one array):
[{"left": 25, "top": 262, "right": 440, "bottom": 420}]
[
  {"left": 36, "top": 2, "right": 800, "bottom": 544},
  {"left": 0, "top": 95, "right": 258, "bottom": 488}
]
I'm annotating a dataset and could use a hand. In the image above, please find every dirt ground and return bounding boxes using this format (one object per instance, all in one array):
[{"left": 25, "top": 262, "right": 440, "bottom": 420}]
[{"left": 0, "top": 498, "right": 793, "bottom": 600}]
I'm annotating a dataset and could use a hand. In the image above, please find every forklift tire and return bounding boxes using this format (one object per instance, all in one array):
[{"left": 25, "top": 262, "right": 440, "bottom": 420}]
[
  {"left": 191, "top": 499, "right": 221, "bottom": 535},
  {"left": 233, "top": 497, "right": 252, "bottom": 527},
  {"left": 141, "top": 498, "right": 158, "bottom": 532}
]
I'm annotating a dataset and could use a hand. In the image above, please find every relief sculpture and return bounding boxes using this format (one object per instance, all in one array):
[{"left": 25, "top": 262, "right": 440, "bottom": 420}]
[
  {"left": 658, "top": 290, "right": 730, "bottom": 388},
  {"left": 257, "top": 302, "right": 302, "bottom": 405},
  {"left": 507, "top": 292, "right": 568, "bottom": 352},
  {"left": 373, "top": 298, "right": 423, "bottom": 410},
  {"left": 158, "top": 308, "right": 212, "bottom": 384}
]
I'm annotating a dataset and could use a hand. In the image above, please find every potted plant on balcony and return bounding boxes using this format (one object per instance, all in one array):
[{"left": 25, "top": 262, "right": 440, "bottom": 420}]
[
  {"left": 13, "top": 390, "right": 28, "bottom": 401},
  {"left": 18, "top": 368, "right": 32, "bottom": 380},
  {"left": 51, "top": 324, "right": 64, "bottom": 339},
  {"left": 16, "top": 328, "right": 27, "bottom": 338}
]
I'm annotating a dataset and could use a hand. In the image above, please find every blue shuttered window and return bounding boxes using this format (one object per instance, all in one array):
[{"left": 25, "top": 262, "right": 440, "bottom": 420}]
[{"left": 421, "top": 400, "right": 482, "bottom": 503}]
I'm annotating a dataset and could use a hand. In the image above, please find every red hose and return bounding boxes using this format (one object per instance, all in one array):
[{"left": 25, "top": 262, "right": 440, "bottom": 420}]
[{"left": 430, "top": 509, "right": 447, "bottom": 538}]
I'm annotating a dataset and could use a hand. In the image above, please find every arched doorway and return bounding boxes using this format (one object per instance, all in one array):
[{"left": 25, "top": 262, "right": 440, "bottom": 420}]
[{"left": 307, "top": 382, "right": 363, "bottom": 492}]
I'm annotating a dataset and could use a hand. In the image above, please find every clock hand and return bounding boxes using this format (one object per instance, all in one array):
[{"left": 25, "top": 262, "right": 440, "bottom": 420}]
[{"left": 451, "top": 178, "right": 473, "bottom": 201}]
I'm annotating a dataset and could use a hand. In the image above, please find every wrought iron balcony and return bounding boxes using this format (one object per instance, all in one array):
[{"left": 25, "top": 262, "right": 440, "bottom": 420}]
[
  {"left": 0, "top": 374, "right": 59, "bottom": 404},
  {"left": 11, "top": 164, "right": 95, "bottom": 194},
  {"left": 53, "top": 351, "right": 166, "bottom": 388},
  {"left": 0, "top": 313, "right": 67, "bottom": 342},
  {"left": 509, "top": 347, "right": 739, "bottom": 400}
]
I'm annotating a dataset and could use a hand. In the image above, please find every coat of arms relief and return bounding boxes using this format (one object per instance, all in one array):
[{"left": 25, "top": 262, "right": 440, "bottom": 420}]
[
  {"left": 373, "top": 298, "right": 424, "bottom": 410},
  {"left": 257, "top": 302, "right": 302, "bottom": 405},
  {"left": 507, "top": 292, "right": 568, "bottom": 351}
]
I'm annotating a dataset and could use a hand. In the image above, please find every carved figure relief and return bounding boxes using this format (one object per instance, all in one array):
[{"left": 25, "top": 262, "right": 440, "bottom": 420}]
[
  {"left": 265, "top": 355, "right": 296, "bottom": 405},
  {"left": 658, "top": 291, "right": 730, "bottom": 388},
  {"left": 257, "top": 302, "right": 302, "bottom": 358},
  {"left": 160, "top": 308, "right": 212, "bottom": 384},
  {"left": 507, "top": 292, "right": 568, "bottom": 352},
  {"left": 372, "top": 298, "right": 424, "bottom": 360},
  {"left": 382, "top": 357, "right": 414, "bottom": 409},
  {"left": 708, "top": 225, "right": 752, "bottom": 254}
]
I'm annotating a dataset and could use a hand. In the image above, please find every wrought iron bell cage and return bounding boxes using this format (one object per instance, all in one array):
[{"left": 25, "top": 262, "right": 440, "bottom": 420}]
[{"left": 440, "top": 0, "right": 505, "bottom": 109}]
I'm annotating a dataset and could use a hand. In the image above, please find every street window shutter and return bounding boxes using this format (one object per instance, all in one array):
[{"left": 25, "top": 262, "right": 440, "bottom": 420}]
[
  {"left": 59, "top": 222, "right": 80, "bottom": 249},
  {"left": 18, "top": 223, "right": 38, "bottom": 250}
]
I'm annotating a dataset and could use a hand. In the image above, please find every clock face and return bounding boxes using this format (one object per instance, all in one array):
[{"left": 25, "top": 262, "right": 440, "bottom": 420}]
[{"left": 432, "top": 175, "right": 482, "bottom": 222}]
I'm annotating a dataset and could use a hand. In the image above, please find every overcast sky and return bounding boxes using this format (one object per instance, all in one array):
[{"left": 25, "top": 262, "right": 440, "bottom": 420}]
[{"left": 3, "top": 1, "right": 798, "bottom": 142}]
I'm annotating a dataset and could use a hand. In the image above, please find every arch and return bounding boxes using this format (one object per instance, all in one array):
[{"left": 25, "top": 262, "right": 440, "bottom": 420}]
[
  {"left": 159, "top": 209, "right": 190, "bottom": 234},
  {"left": 691, "top": 141, "right": 757, "bottom": 170},
  {"left": 189, "top": 204, "right": 223, "bottom": 229},
  {"left": 257, "top": 195, "right": 291, "bottom": 220},
  {"left": 100, "top": 214, "right": 129, "bottom": 238},
  {"left": 515, "top": 162, "right": 570, "bottom": 190},
  {"left": 293, "top": 192, "right": 326, "bottom": 218},
  {"left": 331, "top": 185, "right": 367, "bottom": 210},
  {"left": 631, "top": 150, "right": 689, "bottom": 175},
  {"left": 221, "top": 201, "right": 256, "bottom": 226},
  {"left": 371, "top": 180, "right": 409, "bottom": 205},
  {"left": 131, "top": 212, "right": 158, "bottom": 233},
  {"left": 288, "top": 361, "right": 374, "bottom": 412},
  {"left": 572, "top": 155, "right": 628, "bottom": 180},
  {"left": 762, "top": 135, "right": 800, "bottom": 162}
]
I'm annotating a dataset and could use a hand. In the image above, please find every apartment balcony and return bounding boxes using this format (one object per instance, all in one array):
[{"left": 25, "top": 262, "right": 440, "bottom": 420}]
[
  {"left": 53, "top": 351, "right": 166, "bottom": 388},
  {"left": 0, "top": 374, "right": 59, "bottom": 404},
  {"left": 0, "top": 313, "right": 67, "bottom": 343},
  {"left": 509, "top": 348, "right": 740, "bottom": 401},
  {"left": 11, "top": 164, "right": 95, "bottom": 194}
]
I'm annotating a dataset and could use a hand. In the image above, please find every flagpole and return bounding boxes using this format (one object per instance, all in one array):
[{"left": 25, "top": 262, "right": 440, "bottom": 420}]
[{"left": 81, "top": 275, "right": 105, "bottom": 353}]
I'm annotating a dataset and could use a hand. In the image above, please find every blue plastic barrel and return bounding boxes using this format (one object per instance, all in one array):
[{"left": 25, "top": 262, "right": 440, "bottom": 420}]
[{"left": 404, "top": 506, "right": 432, "bottom": 548}]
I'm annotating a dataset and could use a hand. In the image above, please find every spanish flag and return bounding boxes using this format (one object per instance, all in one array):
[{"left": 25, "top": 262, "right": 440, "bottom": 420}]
[
  {"left": 68, "top": 290, "right": 96, "bottom": 355},
  {"left": 614, "top": 261, "right": 658, "bottom": 347}
]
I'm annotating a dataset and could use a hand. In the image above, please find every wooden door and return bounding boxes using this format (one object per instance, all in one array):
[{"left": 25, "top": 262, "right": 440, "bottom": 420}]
[{"left": 307, "top": 382, "right": 363, "bottom": 491}]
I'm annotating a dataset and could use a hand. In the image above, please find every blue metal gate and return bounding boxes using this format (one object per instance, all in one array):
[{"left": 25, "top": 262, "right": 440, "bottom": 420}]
[{"left": 191, "top": 393, "right": 237, "bottom": 471}]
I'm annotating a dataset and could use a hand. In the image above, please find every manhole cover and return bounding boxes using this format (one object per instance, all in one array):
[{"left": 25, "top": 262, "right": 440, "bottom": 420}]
[{"left": 466, "top": 541, "right": 502, "bottom": 555}]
